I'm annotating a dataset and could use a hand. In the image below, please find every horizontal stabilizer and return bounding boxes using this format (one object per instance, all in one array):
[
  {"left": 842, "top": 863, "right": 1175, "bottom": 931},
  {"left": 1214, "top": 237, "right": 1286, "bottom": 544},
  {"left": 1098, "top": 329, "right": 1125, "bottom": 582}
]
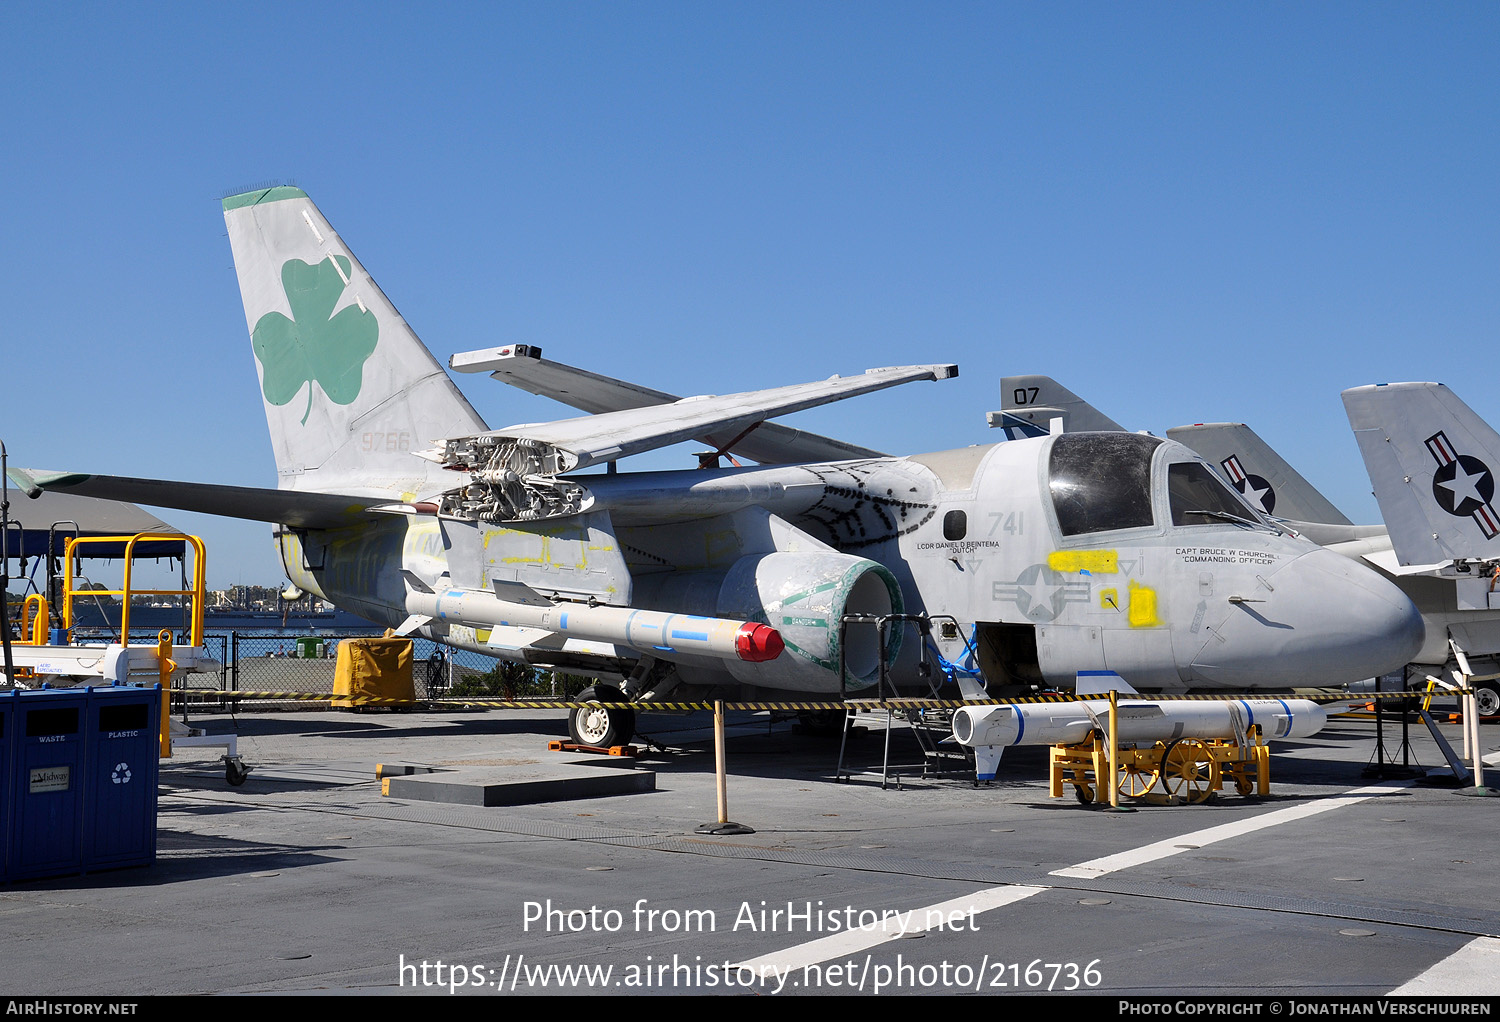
[
  {"left": 433, "top": 363, "right": 958, "bottom": 473},
  {"left": 1344, "top": 382, "right": 1500, "bottom": 564},
  {"left": 8, "top": 468, "right": 385, "bottom": 530},
  {"left": 450, "top": 345, "right": 887, "bottom": 464}
]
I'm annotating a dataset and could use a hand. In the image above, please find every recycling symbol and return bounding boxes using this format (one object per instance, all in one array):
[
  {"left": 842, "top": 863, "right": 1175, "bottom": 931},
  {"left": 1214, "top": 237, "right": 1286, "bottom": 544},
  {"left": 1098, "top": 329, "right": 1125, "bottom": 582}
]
[{"left": 112, "top": 762, "right": 132, "bottom": 784}]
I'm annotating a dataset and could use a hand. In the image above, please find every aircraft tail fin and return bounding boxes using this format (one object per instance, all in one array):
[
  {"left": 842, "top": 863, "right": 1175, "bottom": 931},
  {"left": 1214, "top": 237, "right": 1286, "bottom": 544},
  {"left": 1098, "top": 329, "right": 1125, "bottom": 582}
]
[
  {"left": 1165, "top": 423, "right": 1352, "bottom": 525},
  {"left": 987, "top": 375, "right": 1127, "bottom": 439},
  {"left": 222, "top": 187, "right": 487, "bottom": 500},
  {"left": 1343, "top": 382, "right": 1500, "bottom": 565}
]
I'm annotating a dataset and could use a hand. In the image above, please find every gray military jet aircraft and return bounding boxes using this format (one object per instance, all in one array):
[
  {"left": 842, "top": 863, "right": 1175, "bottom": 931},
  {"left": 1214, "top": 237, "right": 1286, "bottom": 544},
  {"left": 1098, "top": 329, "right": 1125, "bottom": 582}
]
[
  {"left": 992, "top": 375, "right": 1500, "bottom": 715},
  {"left": 9, "top": 189, "right": 1423, "bottom": 745}
]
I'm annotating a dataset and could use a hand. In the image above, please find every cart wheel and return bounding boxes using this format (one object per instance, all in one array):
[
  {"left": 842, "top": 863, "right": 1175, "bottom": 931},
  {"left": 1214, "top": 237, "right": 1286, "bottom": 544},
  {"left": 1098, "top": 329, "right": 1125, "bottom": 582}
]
[
  {"left": 1117, "top": 757, "right": 1160, "bottom": 798},
  {"left": 225, "top": 758, "right": 250, "bottom": 786},
  {"left": 1230, "top": 765, "right": 1254, "bottom": 796},
  {"left": 1070, "top": 765, "right": 1095, "bottom": 804},
  {"left": 1159, "top": 739, "right": 1214, "bottom": 804}
]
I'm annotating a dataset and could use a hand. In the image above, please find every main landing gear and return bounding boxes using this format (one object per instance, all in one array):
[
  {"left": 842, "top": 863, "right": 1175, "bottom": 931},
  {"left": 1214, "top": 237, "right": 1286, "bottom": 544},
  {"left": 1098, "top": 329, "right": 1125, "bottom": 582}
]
[{"left": 568, "top": 685, "right": 637, "bottom": 747}]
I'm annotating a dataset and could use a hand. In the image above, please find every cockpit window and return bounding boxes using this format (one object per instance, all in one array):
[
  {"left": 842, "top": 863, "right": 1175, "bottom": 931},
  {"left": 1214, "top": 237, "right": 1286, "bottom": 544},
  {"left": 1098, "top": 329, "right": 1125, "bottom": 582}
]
[
  {"left": 1168, "top": 462, "right": 1260, "bottom": 526},
  {"left": 1048, "top": 433, "right": 1161, "bottom": 536}
]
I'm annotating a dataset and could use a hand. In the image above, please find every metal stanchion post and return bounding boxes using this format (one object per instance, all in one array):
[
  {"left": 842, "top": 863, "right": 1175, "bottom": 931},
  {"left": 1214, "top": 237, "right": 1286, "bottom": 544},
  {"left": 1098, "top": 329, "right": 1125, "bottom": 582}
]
[
  {"left": 1103, "top": 688, "right": 1134, "bottom": 813},
  {"left": 1457, "top": 686, "right": 1498, "bottom": 798},
  {"left": 696, "top": 700, "right": 754, "bottom": 835}
]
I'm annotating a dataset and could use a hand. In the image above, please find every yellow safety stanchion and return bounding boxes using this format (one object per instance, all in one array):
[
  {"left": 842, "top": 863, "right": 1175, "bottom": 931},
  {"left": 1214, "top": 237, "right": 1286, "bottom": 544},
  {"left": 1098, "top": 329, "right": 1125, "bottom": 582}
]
[
  {"left": 695, "top": 700, "right": 753, "bottom": 835},
  {"left": 157, "top": 629, "right": 175, "bottom": 758}
]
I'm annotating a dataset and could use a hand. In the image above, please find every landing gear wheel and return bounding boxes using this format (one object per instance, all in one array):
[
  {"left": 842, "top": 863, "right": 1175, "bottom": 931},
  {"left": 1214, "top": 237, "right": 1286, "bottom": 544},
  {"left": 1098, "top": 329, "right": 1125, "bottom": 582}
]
[
  {"left": 225, "top": 758, "right": 250, "bottom": 786},
  {"left": 1116, "top": 756, "right": 1159, "bottom": 799},
  {"left": 1159, "top": 739, "right": 1215, "bottom": 804},
  {"left": 569, "top": 685, "right": 636, "bottom": 747},
  {"left": 1475, "top": 682, "right": 1500, "bottom": 720}
]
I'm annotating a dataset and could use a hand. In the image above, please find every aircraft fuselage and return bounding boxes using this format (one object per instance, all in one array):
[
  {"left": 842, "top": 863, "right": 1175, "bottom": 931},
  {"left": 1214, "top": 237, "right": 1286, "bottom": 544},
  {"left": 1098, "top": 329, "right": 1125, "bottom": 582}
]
[{"left": 278, "top": 431, "right": 1424, "bottom": 699}]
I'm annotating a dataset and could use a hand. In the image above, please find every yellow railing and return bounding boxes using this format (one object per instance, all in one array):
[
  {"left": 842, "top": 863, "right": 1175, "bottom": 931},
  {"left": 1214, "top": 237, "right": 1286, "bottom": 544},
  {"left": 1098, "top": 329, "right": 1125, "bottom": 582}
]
[
  {"left": 19, "top": 594, "right": 49, "bottom": 645},
  {"left": 62, "top": 533, "right": 206, "bottom": 647}
]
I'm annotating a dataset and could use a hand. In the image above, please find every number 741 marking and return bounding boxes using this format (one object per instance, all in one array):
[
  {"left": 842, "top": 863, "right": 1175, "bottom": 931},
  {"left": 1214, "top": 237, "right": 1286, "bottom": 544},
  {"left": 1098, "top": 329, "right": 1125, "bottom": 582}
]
[{"left": 988, "top": 512, "right": 1023, "bottom": 536}]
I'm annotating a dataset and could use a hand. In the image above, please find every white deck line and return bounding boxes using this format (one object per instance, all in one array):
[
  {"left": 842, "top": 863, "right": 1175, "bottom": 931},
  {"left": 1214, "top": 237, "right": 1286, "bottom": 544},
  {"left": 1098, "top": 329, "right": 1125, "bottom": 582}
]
[
  {"left": 1388, "top": 936, "right": 1500, "bottom": 995},
  {"left": 730, "top": 885, "right": 1048, "bottom": 974},
  {"left": 1049, "top": 781, "right": 1413, "bottom": 879},
  {"left": 732, "top": 780, "right": 1415, "bottom": 974}
]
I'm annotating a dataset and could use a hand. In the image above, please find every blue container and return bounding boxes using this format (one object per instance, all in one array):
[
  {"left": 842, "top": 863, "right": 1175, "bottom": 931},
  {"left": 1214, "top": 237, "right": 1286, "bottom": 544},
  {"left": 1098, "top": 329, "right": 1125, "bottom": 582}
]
[
  {"left": 10, "top": 688, "right": 87, "bottom": 881},
  {"left": 83, "top": 686, "right": 160, "bottom": 871},
  {"left": 0, "top": 692, "right": 12, "bottom": 883}
]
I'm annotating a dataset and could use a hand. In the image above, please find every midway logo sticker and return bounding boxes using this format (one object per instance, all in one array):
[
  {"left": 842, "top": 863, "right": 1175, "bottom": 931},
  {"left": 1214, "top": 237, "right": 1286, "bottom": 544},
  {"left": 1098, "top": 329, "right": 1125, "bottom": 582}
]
[
  {"left": 252, "top": 256, "right": 379, "bottom": 424},
  {"left": 1425, "top": 430, "right": 1499, "bottom": 539}
]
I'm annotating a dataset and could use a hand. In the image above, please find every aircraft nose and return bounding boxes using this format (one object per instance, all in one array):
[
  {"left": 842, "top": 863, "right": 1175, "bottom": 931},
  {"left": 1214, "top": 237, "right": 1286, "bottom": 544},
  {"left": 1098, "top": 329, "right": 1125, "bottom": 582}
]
[{"left": 1188, "top": 547, "right": 1424, "bottom": 688}]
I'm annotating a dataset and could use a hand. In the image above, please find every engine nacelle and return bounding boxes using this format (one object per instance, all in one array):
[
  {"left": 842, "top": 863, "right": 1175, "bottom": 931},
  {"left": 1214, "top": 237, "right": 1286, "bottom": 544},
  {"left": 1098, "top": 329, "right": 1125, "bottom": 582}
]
[
  {"left": 717, "top": 552, "right": 903, "bottom": 692},
  {"left": 635, "top": 551, "right": 903, "bottom": 693}
]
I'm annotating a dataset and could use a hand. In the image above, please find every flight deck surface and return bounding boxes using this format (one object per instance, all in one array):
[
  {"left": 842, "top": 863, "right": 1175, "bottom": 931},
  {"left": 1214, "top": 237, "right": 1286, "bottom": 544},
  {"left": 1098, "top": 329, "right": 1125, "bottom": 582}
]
[{"left": 5, "top": 706, "right": 1497, "bottom": 998}]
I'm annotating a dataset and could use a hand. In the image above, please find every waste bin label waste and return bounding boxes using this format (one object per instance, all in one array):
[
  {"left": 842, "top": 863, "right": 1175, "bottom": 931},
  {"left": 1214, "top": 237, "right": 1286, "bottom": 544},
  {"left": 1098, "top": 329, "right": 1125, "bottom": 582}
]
[
  {"left": 112, "top": 763, "right": 133, "bottom": 784},
  {"left": 29, "top": 766, "right": 70, "bottom": 793}
]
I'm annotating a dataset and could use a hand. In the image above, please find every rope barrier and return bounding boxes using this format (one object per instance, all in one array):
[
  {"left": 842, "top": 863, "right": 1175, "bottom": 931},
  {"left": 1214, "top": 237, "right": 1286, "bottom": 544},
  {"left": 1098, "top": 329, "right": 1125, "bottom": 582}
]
[{"left": 171, "top": 689, "right": 1458, "bottom": 711}]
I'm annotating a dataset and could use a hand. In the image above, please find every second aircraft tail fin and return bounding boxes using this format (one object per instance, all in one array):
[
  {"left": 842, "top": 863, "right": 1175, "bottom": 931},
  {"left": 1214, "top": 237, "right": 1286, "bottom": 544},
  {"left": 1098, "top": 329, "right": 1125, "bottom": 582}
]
[
  {"left": 1166, "top": 422, "right": 1352, "bottom": 525},
  {"left": 1343, "top": 382, "right": 1500, "bottom": 565},
  {"left": 988, "top": 375, "right": 1127, "bottom": 439}
]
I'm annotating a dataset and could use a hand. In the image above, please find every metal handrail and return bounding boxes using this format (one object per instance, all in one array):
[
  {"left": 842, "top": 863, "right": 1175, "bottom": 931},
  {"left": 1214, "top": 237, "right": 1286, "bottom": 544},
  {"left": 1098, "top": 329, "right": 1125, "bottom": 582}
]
[{"left": 62, "top": 533, "right": 206, "bottom": 646}]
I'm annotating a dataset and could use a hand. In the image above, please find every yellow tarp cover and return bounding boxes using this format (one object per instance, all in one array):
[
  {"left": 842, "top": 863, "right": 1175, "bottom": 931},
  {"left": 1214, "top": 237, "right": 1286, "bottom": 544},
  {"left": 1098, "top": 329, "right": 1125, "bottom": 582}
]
[{"left": 332, "top": 636, "right": 415, "bottom": 708}]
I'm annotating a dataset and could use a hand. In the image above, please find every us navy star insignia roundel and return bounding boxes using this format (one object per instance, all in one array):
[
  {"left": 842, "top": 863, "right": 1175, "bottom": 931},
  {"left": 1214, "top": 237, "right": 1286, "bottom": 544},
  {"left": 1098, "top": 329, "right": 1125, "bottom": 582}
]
[
  {"left": 1425, "top": 431, "right": 1500, "bottom": 538},
  {"left": 1220, "top": 455, "right": 1276, "bottom": 515}
]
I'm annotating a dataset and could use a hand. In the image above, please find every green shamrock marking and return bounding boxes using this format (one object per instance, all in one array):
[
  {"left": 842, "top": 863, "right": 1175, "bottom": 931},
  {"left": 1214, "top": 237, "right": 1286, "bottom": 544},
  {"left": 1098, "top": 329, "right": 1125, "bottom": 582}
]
[{"left": 252, "top": 256, "right": 379, "bottom": 424}]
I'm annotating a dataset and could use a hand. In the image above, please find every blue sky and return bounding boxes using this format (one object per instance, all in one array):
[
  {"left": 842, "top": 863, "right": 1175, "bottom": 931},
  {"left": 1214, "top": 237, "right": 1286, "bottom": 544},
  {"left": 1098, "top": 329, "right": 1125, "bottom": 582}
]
[{"left": 3, "top": 3, "right": 1496, "bottom": 589}]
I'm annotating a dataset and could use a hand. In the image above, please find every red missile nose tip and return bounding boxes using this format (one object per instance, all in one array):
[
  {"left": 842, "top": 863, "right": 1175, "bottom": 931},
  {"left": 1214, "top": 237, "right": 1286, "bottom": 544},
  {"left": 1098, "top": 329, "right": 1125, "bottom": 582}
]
[{"left": 735, "top": 623, "right": 784, "bottom": 662}]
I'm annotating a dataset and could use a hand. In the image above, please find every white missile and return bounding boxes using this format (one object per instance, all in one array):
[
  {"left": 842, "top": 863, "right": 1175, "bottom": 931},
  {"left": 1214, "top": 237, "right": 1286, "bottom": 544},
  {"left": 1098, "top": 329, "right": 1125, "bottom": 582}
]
[
  {"left": 952, "top": 696, "right": 1328, "bottom": 749},
  {"left": 403, "top": 586, "right": 784, "bottom": 663},
  {"left": 952, "top": 695, "right": 1328, "bottom": 781}
]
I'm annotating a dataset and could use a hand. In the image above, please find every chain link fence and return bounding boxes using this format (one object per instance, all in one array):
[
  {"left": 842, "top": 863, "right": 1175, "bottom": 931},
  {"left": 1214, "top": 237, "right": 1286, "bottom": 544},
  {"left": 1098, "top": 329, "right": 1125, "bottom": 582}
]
[{"left": 182, "top": 633, "right": 502, "bottom": 708}]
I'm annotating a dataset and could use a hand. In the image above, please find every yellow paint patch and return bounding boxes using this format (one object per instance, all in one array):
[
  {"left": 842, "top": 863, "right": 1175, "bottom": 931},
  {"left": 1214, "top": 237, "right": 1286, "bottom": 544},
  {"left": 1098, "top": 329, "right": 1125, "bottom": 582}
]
[
  {"left": 704, "top": 529, "right": 743, "bottom": 567},
  {"left": 1127, "top": 582, "right": 1160, "bottom": 628},
  {"left": 1100, "top": 587, "right": 1120, "bottom": 610},
  {"left": 476, "top": 628, "right": 492, "bottom": 644},
  {"left": 1048, "top": 550, "right": 1119, "bottom": 574}
]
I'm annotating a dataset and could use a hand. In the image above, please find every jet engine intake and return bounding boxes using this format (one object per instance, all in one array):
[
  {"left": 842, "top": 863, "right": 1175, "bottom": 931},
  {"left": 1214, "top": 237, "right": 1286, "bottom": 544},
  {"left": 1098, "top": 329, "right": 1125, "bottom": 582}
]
[{"left": 718, "top": 552, "right": 904, "bottom": 692}]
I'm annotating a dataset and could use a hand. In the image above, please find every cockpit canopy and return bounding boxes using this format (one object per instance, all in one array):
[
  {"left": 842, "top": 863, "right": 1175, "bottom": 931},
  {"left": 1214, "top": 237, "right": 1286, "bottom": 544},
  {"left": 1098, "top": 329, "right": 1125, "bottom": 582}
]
[{"left": 1047, "top": 432, "right": 1269, "bottom": 537}]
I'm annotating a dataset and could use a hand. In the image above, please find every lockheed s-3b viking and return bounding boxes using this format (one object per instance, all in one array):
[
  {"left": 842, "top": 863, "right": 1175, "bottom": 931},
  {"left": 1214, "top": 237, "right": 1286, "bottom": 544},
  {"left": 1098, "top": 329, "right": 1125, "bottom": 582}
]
[{"left": 10, "top": 188, "right": 1425, "bottom": 746}]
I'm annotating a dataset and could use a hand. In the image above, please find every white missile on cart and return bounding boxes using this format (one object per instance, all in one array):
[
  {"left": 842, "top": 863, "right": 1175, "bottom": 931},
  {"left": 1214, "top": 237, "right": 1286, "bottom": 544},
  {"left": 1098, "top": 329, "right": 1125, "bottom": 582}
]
[
  {"left": 952, "top": 696, "right": 1328, "bottom": 749},
  {"left": 403, "top": 586, "right": 784, "bottom": 663},
  {"left": 952, "top": 681, "right": 1328, "bottom": 782}
]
